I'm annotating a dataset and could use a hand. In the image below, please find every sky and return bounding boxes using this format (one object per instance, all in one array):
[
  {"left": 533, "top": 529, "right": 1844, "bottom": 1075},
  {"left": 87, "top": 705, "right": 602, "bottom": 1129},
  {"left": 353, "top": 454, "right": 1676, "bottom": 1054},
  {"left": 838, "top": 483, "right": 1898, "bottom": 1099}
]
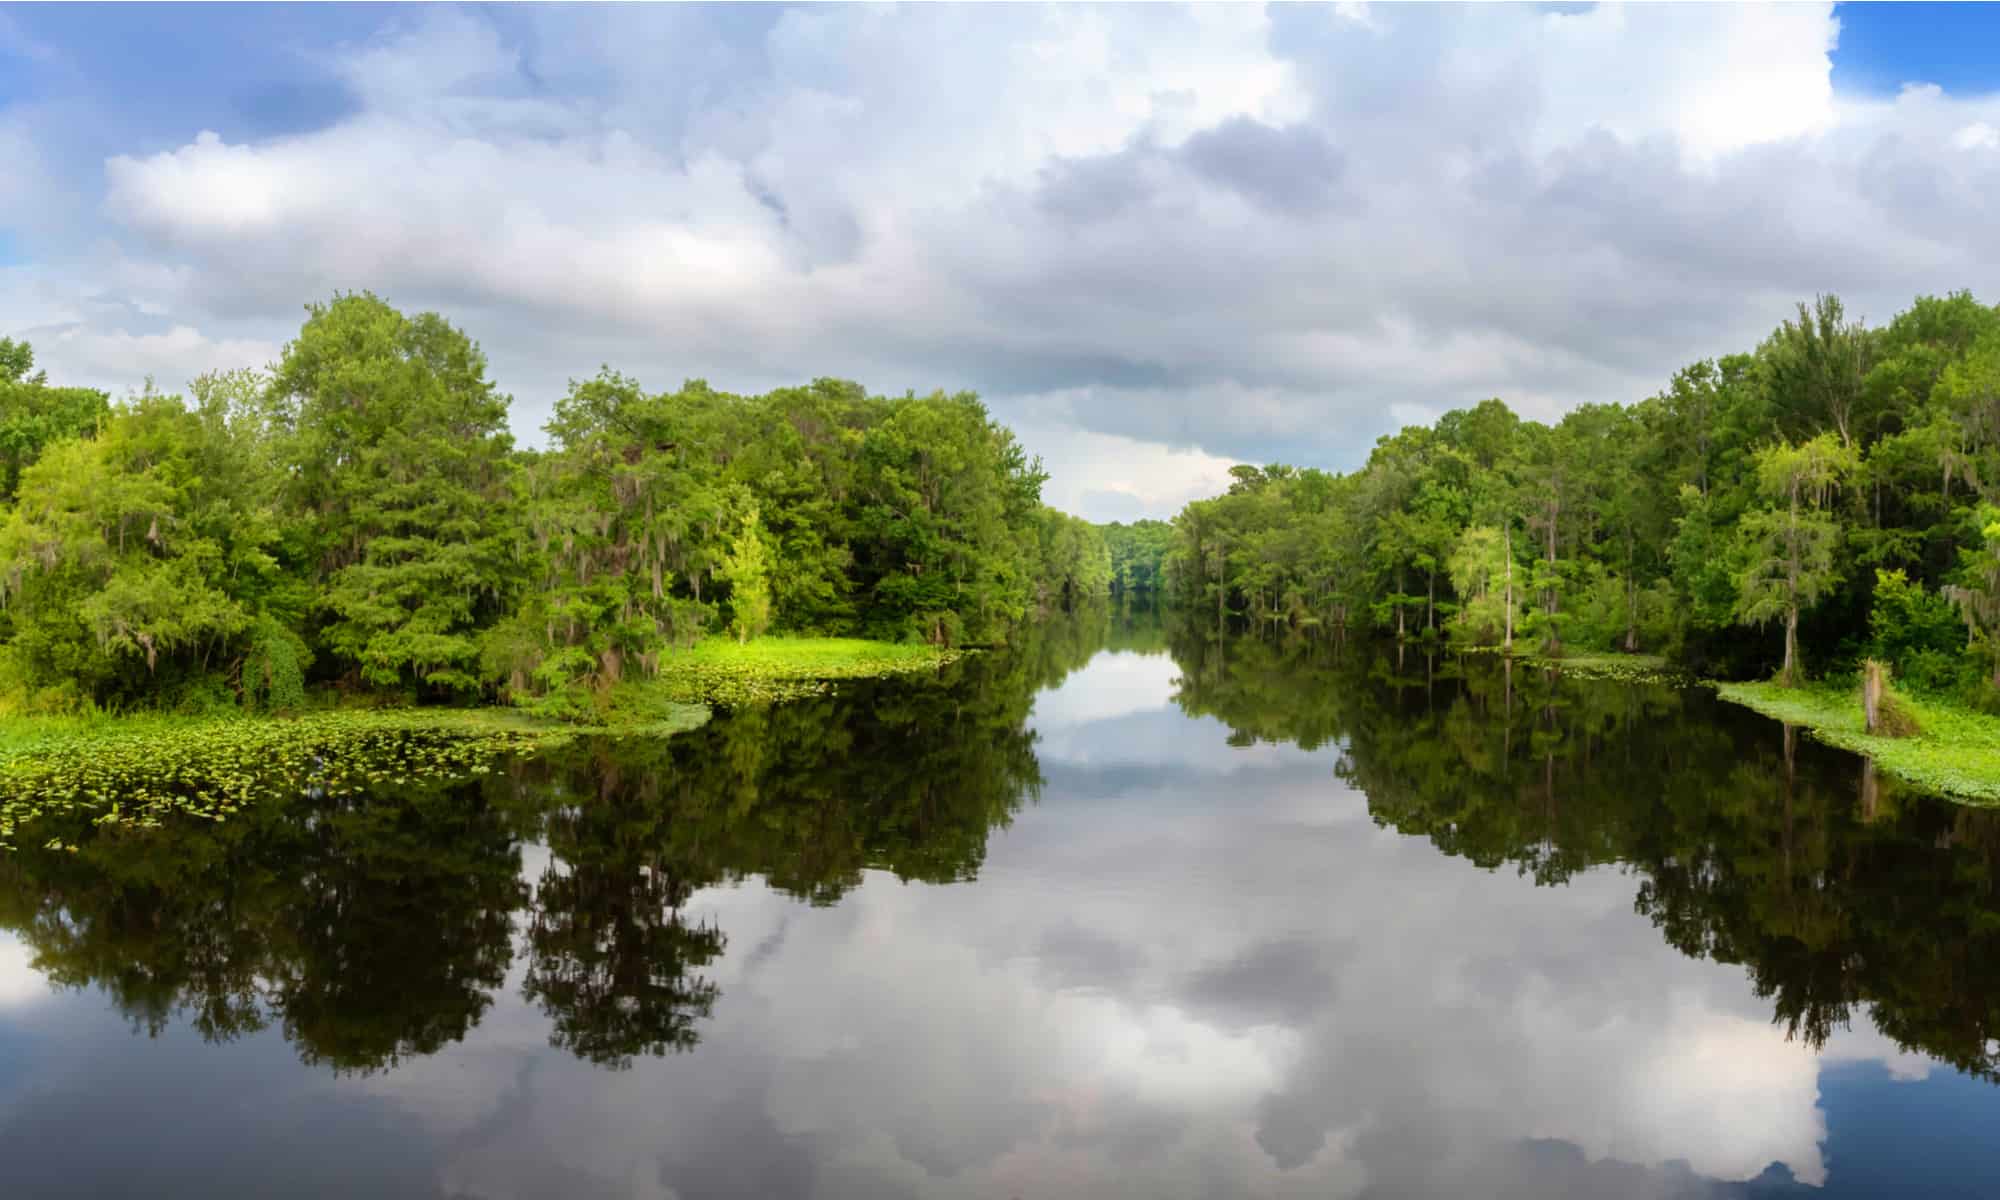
[{"left": 3, "top": 2, "right": 2000, "bottom": 521}]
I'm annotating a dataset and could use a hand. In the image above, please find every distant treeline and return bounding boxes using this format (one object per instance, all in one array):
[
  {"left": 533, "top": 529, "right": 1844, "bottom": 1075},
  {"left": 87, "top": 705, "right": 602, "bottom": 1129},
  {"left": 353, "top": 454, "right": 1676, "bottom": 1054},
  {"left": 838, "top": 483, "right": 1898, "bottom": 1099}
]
[
  {"left": 1159, "top": 291, "right": 2000, "bottom": 695},
  {"left": 0, "top": 293, "right": 1112, "bottom": 712}
]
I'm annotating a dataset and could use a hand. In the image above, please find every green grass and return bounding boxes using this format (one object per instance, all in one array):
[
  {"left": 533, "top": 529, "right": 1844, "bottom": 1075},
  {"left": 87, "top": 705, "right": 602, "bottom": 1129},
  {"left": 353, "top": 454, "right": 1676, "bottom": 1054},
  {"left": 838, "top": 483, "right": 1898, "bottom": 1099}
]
[
  {"left": 1714, "top": 679, "right": 2000, "bottom": 803},
  {"left": 646, "top": 636, "right": 961, "bottom": 706}
]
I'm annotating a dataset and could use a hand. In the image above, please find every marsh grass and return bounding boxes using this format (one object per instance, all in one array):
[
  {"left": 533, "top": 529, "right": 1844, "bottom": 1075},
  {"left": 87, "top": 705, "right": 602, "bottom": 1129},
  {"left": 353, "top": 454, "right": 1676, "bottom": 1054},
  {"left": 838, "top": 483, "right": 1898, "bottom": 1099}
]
[{"left": 1714, "top": 680, "right": 2000, "bottom": 803}]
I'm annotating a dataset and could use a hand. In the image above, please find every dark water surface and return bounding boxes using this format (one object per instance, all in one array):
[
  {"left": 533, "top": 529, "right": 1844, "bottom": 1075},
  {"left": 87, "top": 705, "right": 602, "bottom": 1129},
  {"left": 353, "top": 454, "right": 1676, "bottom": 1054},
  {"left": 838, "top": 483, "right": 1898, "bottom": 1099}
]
[{"left": 3, "top": 610, "right": 1999, "bottom": 1199}]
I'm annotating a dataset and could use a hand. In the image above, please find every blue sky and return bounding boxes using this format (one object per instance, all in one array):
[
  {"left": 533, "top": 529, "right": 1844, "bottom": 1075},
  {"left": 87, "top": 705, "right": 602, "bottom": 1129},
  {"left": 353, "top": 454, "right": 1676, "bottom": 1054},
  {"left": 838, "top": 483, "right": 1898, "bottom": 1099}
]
[
  {"left": 1831, "top": 2, "right": 2000, "bottom": 95},
  {"left": 5, "top": 2, "right": 2000, "bottom": 519}
]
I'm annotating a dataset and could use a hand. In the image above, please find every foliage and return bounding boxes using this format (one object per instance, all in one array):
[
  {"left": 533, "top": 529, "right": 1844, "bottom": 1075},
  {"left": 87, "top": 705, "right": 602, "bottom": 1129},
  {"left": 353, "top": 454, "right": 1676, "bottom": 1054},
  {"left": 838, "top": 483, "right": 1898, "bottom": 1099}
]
[
  {"left": 1732, "top": 433, "right": 1858, "bottom": 685},
  {"left": 0, "top": 383, "right": 292, "bottom": 708},
  {"left": 263, "top": 293, "right": 523, "bottom": 695},
  {"left": 1101, "top": 519, "right": 1175, "bottom": 594},
  {"left": 0, "top": 297, "right": 1104, "bottom": 716},
  {"left": 1944, "top": 506, "right": 2000, "bottom": 694},
  {"left": 1869, "top": 568, "right": 1965, "bottom": 692},
  {"left": 1153, "top": 290, "right": 2000, "bottom": 691},
  {"left": 719, "top": 505, "right": 774, "bottom": 643},
  {"left": 0, "top": 336, "right": 110, "bottom": 505}
]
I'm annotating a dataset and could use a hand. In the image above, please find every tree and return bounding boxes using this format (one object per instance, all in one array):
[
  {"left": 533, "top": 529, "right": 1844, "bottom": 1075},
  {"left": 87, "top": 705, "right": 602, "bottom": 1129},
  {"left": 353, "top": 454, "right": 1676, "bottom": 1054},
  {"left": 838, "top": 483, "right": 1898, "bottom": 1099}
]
[
  {"left": 263, "top": 294, "right": 522, "bottom": 694},
  {"left": 720, "top": 504, "right": 774, "bottom": 643},
  {"left": 1447, "top": 525, "right": 1522, "bottom": 649},
  {"left": 1733, "top": 434, "right": 1857, "bottom": 685},
  {"left": 1944, "top": 508, "right": 2000, "bottom": 693},
  {"left": 0, "top": 386, "right": 288, "bottom": 706},
  {"left": 0, "top": 337, "right": 111, "bottom": 505},
  {"left": 1766, "top": 293, "right": 1870, "bottom": 448}
]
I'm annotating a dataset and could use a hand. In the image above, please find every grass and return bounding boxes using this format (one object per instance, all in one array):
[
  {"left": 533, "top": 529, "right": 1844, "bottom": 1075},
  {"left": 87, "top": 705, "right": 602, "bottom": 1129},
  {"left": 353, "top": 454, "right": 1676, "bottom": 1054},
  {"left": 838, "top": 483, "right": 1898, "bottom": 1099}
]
[
  {"left": 1713, "top": 679, "right": 2000, "bottom": 803},
  {"left": 645, "top": 636, "right": 962, "bottom": 706}
]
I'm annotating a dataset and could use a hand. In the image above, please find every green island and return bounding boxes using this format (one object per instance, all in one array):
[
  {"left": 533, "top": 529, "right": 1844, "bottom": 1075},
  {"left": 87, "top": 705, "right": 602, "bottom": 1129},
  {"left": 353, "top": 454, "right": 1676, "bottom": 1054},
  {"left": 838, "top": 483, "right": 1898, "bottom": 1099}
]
[{"left": 13, "top": 287, "right": 2000, "bottom": 810}]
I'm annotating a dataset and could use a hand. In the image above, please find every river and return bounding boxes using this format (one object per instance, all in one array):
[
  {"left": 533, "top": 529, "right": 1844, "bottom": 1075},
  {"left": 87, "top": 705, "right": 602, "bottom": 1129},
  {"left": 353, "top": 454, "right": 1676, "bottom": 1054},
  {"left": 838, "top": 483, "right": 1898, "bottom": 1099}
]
[{"left": 1, "top": 607, "right": 1996, "bottom": 1198}]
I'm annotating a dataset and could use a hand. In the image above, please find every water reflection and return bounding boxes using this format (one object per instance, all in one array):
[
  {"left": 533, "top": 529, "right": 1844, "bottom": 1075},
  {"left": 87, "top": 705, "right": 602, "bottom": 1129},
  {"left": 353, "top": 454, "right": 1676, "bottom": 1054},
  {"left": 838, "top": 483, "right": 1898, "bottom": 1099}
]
[
  {"left": 0, "top": 609, "right": 1997, "bottom": 1197},
  {"left": 1170, "top": 628, "right": 2000, "bottom": 1083},
  {"left": 0, "top": 615, "right": 1098, "bottom": 1075}
]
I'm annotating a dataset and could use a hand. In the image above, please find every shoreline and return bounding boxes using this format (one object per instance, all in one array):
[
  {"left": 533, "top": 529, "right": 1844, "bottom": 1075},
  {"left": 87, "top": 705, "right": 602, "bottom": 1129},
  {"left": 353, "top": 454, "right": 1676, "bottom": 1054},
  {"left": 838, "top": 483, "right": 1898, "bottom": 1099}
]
[
  {"left": 0, "top": 636, "right": 960, "bottom": 849},
  {"left": 1712, "top": 680, "right": 2000, "bottom": 804}
]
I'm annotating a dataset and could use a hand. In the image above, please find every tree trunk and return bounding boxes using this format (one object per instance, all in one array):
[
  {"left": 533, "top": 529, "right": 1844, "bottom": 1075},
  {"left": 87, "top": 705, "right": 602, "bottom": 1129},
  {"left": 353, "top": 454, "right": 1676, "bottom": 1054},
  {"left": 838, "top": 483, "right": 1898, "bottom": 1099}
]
[
  {"left": 1782, "top": 605, "right": 1800, "bottom": 686},
  {"left": 1623, "top": 572, "right": 1638, "bottom": 653},
  {"left": 1544, "top": 500, "right": 1561, "bottom": 654},
  {"left": 1863, "top": 659, "right": 1883, "bottom": 733}
]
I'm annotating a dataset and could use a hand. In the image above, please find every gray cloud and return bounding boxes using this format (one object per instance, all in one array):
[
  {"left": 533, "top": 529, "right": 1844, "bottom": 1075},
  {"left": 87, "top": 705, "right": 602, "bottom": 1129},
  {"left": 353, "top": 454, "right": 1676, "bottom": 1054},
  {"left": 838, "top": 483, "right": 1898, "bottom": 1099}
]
[{"left": 8, "top": 3, "right": 2000, "bottom": 518}]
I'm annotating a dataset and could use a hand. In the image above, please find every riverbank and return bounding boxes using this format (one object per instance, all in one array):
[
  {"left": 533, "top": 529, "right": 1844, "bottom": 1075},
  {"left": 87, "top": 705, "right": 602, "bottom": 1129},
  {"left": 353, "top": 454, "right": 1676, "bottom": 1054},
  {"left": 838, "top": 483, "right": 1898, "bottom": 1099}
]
[
  {"left": 0, "top": 636, "right": 957, "bottom": 848},
  {"left": 1713, "top": 680, "right": 2000, "bottom": 803}
]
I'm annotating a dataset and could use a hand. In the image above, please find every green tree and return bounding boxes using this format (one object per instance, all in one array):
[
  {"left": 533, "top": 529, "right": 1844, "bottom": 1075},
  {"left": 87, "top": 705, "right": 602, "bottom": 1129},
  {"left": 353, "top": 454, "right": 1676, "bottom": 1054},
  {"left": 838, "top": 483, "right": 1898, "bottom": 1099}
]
[
  {"left": 1733, "top": 434, "right": 1857, "bottom": 685},
  {"left": 0, "top": 337, "right": 111, "bottom": 505},
  {"left": 720, "top": 504, "right": 774, "bottom": 643},
  {"left": 1447, "top": 525, "right": 1522, "bottom": 650},
  {"left": 1944, "top": 508, "right": 2000, "bottom": 693},
  {"left": 264, "top": 294, "right": 522, "bottom": 694},
  {"left": 0, "top": 385, "right": 288, "bottom": 707}
]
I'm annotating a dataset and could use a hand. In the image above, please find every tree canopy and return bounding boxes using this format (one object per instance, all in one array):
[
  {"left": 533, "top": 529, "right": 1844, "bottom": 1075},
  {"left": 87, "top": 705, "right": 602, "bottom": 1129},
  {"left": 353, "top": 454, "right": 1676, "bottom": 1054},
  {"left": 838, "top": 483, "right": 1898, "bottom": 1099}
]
[
  {"left": 1159, "top": 289, "right": 2000, "bottom": 699},
  {"left": 0, "top": 296, "right": 1110, "bottom": 712}
]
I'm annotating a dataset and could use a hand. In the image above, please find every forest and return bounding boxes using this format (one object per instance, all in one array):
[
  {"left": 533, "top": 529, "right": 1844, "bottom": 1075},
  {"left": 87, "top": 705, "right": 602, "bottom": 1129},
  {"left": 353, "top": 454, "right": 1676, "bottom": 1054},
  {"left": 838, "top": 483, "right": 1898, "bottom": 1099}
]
[
  {"left": 0, "top": 293, "right": 1112, "bottom": 715},
  {"left": 14, "top": 286, "right": 2000, "bottom": 720},
  {"left": 1157, "top": 291, "right": 2000, "bottom": 704}
]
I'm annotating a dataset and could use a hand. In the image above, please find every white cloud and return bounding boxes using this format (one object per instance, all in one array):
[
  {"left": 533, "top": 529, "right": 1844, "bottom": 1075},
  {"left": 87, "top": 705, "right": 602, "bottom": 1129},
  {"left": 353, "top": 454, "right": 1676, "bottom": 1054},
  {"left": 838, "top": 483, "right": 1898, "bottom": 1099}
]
[{"left": 8, "top": 2, "right": 2000, "bottom": 494}]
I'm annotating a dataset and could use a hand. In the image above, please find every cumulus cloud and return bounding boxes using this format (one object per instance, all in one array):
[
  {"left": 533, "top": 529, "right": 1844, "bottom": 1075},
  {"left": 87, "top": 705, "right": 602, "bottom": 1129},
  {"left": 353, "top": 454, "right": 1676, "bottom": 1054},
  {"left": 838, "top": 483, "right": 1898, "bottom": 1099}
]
[{"left": 7, "top": 3, "right": 2000, "bottom": 514}]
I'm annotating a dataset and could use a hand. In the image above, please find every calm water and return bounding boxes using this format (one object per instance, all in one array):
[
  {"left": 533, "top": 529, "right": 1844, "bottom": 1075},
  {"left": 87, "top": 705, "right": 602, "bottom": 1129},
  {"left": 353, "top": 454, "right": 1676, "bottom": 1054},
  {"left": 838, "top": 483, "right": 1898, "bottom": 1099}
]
[{"left": 3, "top": 609, "right": 1999, "bottom": 1199}]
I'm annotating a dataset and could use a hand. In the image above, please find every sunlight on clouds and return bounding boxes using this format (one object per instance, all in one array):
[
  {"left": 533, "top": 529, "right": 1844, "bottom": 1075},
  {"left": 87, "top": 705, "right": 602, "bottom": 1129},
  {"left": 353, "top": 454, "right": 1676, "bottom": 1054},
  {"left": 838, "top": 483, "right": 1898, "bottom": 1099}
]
[{"left": 17, "top": 3, "right": 2000, "bottom": 488}]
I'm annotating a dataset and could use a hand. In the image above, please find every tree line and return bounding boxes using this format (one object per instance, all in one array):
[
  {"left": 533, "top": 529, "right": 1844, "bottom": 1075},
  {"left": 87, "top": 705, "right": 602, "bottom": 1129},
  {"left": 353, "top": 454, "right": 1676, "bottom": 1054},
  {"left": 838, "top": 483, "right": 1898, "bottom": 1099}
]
[
  {"left": 1163, "top": 291, "right": 2000, "bottom": 696},
  {"left": 0, "top": 293, "right": 1113, "bottom": 712}
]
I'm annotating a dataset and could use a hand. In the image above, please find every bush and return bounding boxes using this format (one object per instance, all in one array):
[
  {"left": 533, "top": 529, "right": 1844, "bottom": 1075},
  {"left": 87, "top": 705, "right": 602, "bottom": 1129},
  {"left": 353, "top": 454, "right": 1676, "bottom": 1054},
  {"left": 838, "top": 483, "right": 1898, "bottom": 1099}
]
[
  {"left": 243, "top": 616, "right": 311, "bottom": 713},
  {"left": 1870, "top": 569, "right": 1962, "bottom": 688}
]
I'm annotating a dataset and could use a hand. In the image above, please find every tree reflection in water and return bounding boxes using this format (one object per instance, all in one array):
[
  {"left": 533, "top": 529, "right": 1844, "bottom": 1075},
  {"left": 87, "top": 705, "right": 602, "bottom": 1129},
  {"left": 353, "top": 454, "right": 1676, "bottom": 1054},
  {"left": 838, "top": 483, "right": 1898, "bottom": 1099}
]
[{"left": 1, "top": 605, "right": 1996, "bottom": 1085}]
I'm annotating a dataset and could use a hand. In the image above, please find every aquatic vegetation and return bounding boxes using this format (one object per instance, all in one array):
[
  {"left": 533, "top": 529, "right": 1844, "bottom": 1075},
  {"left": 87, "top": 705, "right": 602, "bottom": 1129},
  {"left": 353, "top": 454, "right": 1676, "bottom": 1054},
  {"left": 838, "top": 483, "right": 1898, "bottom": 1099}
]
[
  {"left": 1524, "top": 652, "right": 1692, "bottom": 686},
  {"left": 0, "top": 635, "right": 954, "bottom": 851},
  {"left": 1715, "top": 680, "right": 2000, "bottom": 802},
  {"left": 0, "top": 704, "right": 709, "bottom": 850},
  {"left": 644, "top": 637, "right": 963, "bottom": 706}
]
